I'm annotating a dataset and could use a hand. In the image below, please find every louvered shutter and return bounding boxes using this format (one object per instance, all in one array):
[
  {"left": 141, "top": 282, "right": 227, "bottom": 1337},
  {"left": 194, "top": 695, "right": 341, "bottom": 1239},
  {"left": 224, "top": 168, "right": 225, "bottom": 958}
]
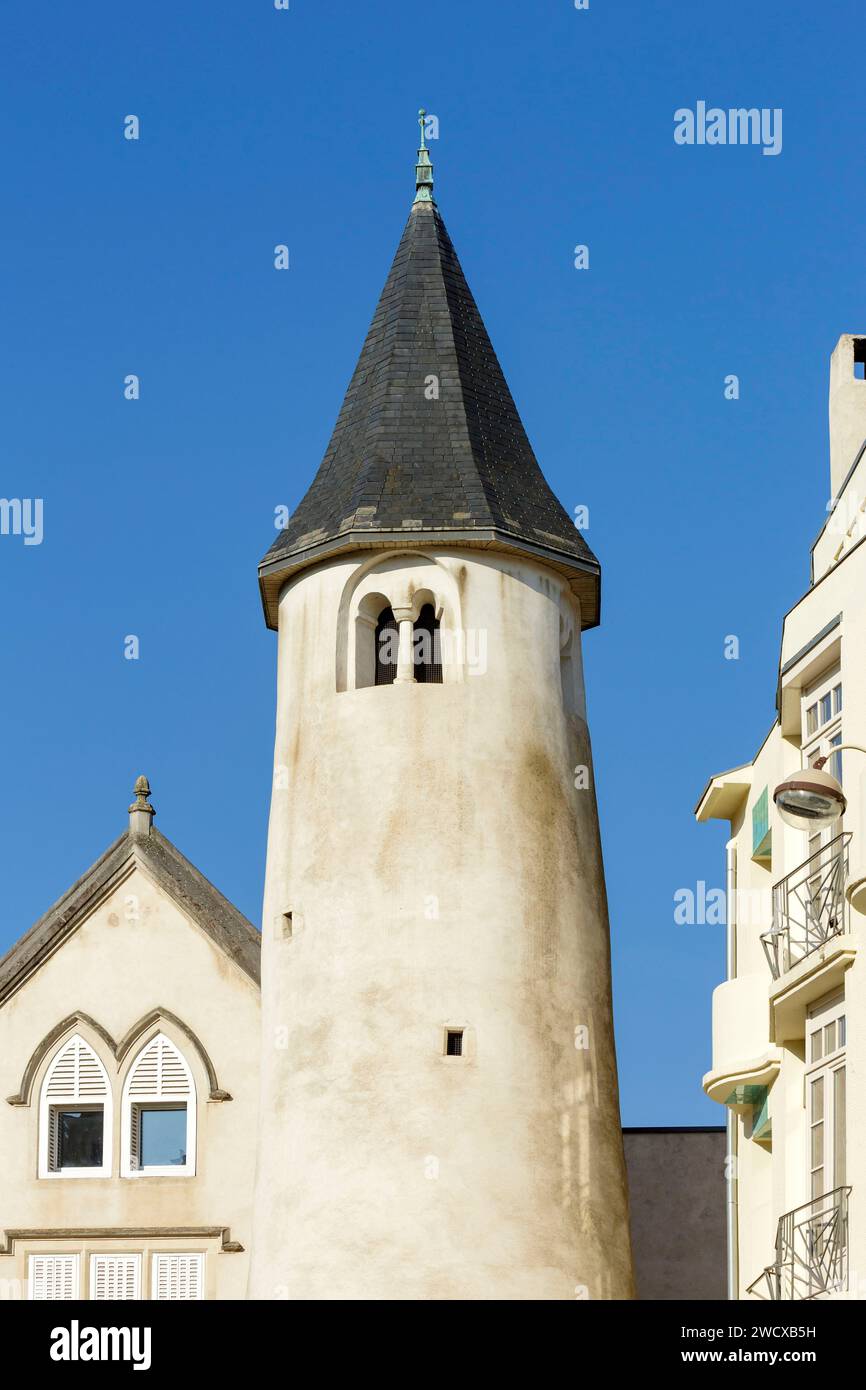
[
  {"left": 45, "top": 1035, "right": 108, "bottom": 1102},
  {"left": 47, "top": 1107, "right": 60, "bottom": 1171},
  {"left": 128, "top": 1035, "right": 191, "bottom": 1099},
  {"left": 129, "top": 1104, "right": 141, "bottom": 1171},
  {"left": 29, "top": 1254, "right": 80, "bottom": 1300},
  {"left": 90, "top": 1254, "right": 141, "bottom": 1300},
  {"left": 151, "top": 1253, "right": 205, "bottom": 1300}
]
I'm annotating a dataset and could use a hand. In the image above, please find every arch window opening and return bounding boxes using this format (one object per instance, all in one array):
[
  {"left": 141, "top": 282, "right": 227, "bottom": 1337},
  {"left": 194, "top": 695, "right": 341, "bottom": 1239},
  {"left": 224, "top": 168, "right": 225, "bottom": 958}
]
[
  {"left": 375, "top": 606, "right": 399, "bottom": 685},
  {"left": 413, "top": 603, "right": 442, "bottom": 684},
  {"left": 39, "top": 1033, "right": 112, "bottom": 1178}
]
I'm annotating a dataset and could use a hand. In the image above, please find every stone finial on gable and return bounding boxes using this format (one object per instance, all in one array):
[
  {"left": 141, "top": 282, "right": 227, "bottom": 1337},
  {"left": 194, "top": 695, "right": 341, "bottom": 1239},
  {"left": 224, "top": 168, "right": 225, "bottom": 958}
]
[{"left": 128, "top": 774, "right": 155, "bottom": 836}]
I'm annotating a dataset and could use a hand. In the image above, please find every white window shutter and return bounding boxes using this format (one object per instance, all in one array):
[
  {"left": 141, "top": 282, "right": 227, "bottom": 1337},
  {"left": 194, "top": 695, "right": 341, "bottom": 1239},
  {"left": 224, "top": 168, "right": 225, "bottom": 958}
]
[
  {"left": 151, "top": 1253, "right": 205, "bottom": 1300},
  {"left": 128, "top": 1035, "right": 191, "bottom": 1099},
  {"left": 45, "top": 1036, "right": 108, "bottom": 1101},
  {"left": 90, "top": 1254, "right": 141, "bottom": 1300},
  {"left": 29, "top": 1254, "right": 80, "bottom": 1300}
]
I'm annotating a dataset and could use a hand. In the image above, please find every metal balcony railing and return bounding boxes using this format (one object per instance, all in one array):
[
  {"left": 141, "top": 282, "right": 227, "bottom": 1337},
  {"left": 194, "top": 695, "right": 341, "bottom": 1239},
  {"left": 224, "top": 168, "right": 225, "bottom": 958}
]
[
  {"left": 760, "top": 833, "right": 851, "bottom": 980},
  {"left": 746, "top": 1187, "right": 851, "bottom": 1300}
]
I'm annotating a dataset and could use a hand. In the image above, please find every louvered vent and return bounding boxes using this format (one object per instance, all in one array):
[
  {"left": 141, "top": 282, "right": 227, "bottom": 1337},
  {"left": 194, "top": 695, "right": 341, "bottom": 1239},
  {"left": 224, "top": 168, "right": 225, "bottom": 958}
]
[
  {"left": 91, "top": 1254, "right": 141, "bottom": 1300},
  {"left": 29, "top": 1254, "right": 79, "bottom": 1301},
  {"left": 128, "top": 1034, "right": 192, "bottom": 1098},
  {"left": 152, "top": 1253, "right": 204, "bottom": 1300},
  {"left": 45, "top": 1035, "right": 108, "bottom": 1100}
]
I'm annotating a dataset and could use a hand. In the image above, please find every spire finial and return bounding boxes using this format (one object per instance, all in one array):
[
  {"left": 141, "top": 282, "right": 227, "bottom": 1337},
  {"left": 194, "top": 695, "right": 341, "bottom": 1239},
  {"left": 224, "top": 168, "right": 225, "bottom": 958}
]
[
  {"left": 128, "top": 774, "right": 155, "bottom": 835},
  {"left": 414, "top": 107, "right": 434, "bottom": 205}
]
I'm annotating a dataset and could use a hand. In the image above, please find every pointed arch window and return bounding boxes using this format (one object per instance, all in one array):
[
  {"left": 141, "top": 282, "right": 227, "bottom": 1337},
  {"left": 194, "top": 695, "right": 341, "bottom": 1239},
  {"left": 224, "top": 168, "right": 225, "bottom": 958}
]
[
  {"left": 38, "top": 1034, "right": 112, "bottom": 1178},
  {"left": 413, "top": 603, "right": 442, "bottom": 683},
  {"left": 121, "top": 1032, "right": 196, "bottom": 1178},
  {"left": 375, "top": 605, "right": 399, "bottom": 685}
]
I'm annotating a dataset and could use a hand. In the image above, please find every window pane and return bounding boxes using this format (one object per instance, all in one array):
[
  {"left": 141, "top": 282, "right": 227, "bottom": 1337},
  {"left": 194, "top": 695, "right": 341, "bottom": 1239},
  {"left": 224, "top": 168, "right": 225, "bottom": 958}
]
[
  {"left": 820, "top": 693, "right": 833, "bottom": 725},
  {"left": 811, "top": 1122, "right": 824, "bottom": 1169},
  {"left": 811, "top": 1076, "right": 824, "bottom": 1122},
  {"left": 839, "top": 1016, "right": 847, "bottom": 1046},
  {"left": 811, "top": 1029, "right": 824, "bottom": 1062},
  {"left": 806, "top": 704, "right": 818, "bottom": 735},
  {"left": 834, "top": 684, "right": 843, "bottom": 714},
  {"left": 830, "top": 735, "right": 843, "bottom": 784},
  {"left": 57, "top": 1109, "right": 103, "bottom": 1168},
  {"left": 825, "top": 1022, "right": 836, "bottom": 1055},
  {"left": 138, "top": 1105, "right": 187, "bottom": 1167},
  {"left": 834, "top": 1068, "right": 846, "bottom": 1187},
  {"left": 812, "top": 1167, "right": 825, "bottom": 1200}
]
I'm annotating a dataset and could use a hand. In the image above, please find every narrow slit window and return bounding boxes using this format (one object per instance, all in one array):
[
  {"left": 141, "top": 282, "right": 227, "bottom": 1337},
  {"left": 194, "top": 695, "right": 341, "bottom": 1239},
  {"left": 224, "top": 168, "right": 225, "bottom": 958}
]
[{"left": 446, "top": 1029, "right": 464, "bottom": 1057}]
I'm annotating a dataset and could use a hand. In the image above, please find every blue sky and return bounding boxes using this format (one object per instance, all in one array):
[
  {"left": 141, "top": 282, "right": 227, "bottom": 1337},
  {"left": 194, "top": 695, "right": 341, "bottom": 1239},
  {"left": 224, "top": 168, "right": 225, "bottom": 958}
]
[{"left": 2, "top": 0, "right": 864, "bottom": 1125}]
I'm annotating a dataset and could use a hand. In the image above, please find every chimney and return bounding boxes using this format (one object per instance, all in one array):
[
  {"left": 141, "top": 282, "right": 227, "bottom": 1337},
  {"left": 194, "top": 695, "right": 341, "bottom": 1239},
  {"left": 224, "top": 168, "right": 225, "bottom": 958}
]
[{"left": 828, "top": 334, "right": 866, "bottom": 498}]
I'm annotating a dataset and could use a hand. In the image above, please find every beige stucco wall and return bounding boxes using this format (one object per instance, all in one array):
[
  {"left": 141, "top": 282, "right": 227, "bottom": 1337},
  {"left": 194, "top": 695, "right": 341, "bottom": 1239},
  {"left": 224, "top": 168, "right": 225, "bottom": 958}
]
[
  {"left": 623, "top": 1128, "right": 726, "bottom": 1300},
  {"left": 0, "top": 859, "right": 260, "bottom": 1300},
  {"left": 249, "top": 546, "right": 635, "bottom": 1301}
]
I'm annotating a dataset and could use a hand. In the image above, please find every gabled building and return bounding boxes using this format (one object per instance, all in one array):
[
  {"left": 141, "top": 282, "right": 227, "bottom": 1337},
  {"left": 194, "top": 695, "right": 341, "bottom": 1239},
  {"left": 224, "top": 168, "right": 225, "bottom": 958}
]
[
  {"left": 0, "top": 778, "right": 260, "bottom": 1301},
  {"left": 698, "top": 336, "right": 866, "bottom": 1299}
]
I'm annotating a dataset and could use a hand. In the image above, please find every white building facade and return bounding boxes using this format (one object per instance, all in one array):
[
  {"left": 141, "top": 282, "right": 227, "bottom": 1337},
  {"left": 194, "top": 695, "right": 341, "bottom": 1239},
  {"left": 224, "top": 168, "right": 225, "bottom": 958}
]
[{"left": 698, "top": 334, "right": 866, "bottom": 1299}]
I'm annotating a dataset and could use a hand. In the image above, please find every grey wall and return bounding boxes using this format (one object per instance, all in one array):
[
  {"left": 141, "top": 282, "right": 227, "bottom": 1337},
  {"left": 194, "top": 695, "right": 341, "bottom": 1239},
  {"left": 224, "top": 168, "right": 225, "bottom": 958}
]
[{"left": 623, "top": 1127, "right": 726, "bottom": 1301}]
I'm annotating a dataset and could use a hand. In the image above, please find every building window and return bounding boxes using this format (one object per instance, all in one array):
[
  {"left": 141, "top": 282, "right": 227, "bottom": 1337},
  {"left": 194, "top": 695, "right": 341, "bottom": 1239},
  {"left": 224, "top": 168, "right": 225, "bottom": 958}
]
[
  {"left": 803, "top": 671, "right": 843, "bottom": 782},
  {"left": 413, "top": 603, "right": 442, "bottom": 683},
  {"left": 29, "top": 1254, "right": 80, "bottom": 1300},
  {"left": 39, "top": 1034, "right": 112, "bottom": 1179},
  {"left": 151, "top": 1253, "right": 205, "bottom": 1300},
  {"left": 121, "top": 1033, "right": 196, "bottom": 1177},
  {"left": 374, "top": 606, "right": 399, "bottom": 685},
  {"left": 806, "top": 993, "right": 847, "bottom": 1200},
  {"left": 90, "top": 1254, "right": 141, "bottom": 1300},
  {"left": 446, "top": 1029, "right": 464, "bottom": 1056}
]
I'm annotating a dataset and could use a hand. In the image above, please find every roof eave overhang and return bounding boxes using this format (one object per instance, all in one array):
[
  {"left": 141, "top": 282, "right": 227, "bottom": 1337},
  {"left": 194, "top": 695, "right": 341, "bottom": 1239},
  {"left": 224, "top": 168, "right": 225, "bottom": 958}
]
[{"left": 258, "top": 527, "right": 602, "bottom": 632}]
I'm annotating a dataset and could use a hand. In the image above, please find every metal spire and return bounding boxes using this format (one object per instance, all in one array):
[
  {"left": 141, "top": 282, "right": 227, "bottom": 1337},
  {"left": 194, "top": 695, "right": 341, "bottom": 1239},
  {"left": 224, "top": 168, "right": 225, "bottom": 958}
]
[{"left": 414, "top": 108, "right": 434, "bottom": 205}]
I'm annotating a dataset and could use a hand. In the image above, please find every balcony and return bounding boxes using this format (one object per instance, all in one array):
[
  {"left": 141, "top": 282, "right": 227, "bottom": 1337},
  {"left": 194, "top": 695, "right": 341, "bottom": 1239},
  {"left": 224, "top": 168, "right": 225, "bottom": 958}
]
[
  {"left": 747, "top": 1187, "right": 851, "bottom": 1300},
  {"left": 761, "top": 833, "right": 851, "bottom": 980}
]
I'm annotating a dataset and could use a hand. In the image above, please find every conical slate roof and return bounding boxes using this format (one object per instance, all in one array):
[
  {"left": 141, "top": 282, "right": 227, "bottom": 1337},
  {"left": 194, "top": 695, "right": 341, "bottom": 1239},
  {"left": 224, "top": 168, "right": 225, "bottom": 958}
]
[{"left": 259, "top": 188, "right": 600, "bottom": 629}]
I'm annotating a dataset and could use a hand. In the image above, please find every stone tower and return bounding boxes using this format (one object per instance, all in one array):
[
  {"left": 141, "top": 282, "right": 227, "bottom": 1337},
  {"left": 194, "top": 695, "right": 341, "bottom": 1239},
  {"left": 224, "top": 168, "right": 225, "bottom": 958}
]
[{"left": 249, "top": 116, "right": 634, "bottom": 1301}]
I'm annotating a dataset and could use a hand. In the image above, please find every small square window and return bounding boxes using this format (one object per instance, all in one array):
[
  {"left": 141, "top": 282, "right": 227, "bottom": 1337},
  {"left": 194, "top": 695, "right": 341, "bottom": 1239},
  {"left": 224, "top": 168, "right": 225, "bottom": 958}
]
[
  {"left": 446, "top": 1029, "right": 464, "bottom": 1057},
  {"left": 53, "top": 1107, "right": 104, "bottom": 1169},
  {"left": 135, "top": 1104, "right": 187, "bottom": 1167}
]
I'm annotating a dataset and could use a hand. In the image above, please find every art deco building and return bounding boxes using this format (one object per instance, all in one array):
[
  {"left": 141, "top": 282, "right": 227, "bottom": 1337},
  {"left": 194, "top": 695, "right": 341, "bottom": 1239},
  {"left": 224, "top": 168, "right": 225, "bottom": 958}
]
[{"left": 698, "top": 335, "right": 866, "bottom": 1299}]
